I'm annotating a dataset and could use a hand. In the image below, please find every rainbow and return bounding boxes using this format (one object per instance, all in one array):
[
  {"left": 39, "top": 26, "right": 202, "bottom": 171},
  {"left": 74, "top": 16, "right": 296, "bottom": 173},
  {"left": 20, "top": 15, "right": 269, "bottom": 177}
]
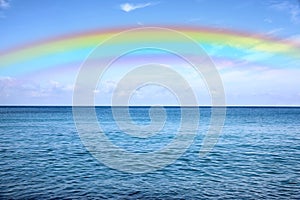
[{"left": 1, "top": 26, "right": 300, "bottom": 76}]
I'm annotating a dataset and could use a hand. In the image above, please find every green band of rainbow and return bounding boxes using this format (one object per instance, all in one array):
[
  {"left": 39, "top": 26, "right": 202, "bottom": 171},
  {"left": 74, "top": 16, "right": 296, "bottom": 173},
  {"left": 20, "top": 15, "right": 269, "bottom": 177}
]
[{"left": 1, "top": 26, "right": 299, "bottom": 76}]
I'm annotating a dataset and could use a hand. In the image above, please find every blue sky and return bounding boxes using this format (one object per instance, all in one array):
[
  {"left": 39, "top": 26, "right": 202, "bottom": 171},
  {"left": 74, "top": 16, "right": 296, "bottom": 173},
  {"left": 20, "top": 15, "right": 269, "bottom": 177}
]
[
  {"left": 0, "top": 0, "right": 300, "bottom": 105},
  {"left": 1, "top": 0, "right": 300, "bottom": 47}
]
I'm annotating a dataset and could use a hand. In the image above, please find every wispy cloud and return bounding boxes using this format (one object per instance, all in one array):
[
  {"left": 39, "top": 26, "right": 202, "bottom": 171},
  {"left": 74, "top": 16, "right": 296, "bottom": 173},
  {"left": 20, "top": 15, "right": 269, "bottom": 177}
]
[
  {"left": 0, "top": 0, "right": 10, "bottom": 9},
  {"left": 120, "top": 2, "right": 154, "bottom": 12},
  {"left": 0, "top": 0, "right": 10, "bottom": 18},
  {"left": 266, "top": 27, "right": 284, "bottom": 36},
  {"left": 0, "top": 77, "right": 74, "bottom": 104},
  {"left": 270, "top": 0, "right": 300, "bottom": 23},
  {"left": 264, "top": 18, "right": 273, "bottom": 23}
]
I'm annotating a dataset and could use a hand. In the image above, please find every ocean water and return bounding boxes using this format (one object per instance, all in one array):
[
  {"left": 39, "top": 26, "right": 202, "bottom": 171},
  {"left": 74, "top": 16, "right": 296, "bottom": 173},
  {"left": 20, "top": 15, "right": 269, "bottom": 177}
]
[{"left": 0, "top": 106, "right": 299, "bottom": 199}]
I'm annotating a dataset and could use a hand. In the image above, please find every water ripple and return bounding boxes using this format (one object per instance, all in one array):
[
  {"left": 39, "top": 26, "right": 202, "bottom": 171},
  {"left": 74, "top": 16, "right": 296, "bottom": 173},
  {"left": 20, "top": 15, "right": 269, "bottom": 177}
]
[{"left": 0, "top": 107, "right": 299, "bottom": 199}]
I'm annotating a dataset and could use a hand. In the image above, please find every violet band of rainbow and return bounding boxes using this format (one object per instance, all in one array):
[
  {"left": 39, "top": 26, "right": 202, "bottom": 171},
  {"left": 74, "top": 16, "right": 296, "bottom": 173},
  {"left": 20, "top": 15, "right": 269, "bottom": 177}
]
[{"left": 1, "top": 26, "right": 299, "bottom": 76}]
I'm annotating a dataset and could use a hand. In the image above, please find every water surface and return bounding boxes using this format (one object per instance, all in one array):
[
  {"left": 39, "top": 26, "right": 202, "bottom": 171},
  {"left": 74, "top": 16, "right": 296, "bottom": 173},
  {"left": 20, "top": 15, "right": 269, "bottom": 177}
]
[{"left": 0, "top": 106, "right": 299, "bottom": 199}]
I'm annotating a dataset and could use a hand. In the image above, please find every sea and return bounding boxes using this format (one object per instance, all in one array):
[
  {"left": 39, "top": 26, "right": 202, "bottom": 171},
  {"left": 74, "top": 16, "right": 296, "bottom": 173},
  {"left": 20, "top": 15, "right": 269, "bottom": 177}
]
[{"left": 0, "top": 106, "right": 299, "bottom": 199}]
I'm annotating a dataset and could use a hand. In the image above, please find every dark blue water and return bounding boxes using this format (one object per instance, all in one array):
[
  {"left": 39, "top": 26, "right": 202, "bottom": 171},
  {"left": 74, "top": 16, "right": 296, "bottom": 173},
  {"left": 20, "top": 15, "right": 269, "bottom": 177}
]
[{"left": 0, "top": 106, "right": 299, "bottom": 199}]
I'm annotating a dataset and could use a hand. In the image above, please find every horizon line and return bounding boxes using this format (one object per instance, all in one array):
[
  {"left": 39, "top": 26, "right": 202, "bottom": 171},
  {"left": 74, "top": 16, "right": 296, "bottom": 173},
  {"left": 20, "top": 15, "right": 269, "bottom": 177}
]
[{"left": 1, "top": 105, "right": 300, "bottom": 107}]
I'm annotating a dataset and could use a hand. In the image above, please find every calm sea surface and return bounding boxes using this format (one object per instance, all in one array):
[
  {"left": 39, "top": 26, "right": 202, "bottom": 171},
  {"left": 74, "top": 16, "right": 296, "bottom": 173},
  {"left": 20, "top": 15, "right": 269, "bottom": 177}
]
[{"left": 0, "top": 106, "right": 299, "bottom": 199}]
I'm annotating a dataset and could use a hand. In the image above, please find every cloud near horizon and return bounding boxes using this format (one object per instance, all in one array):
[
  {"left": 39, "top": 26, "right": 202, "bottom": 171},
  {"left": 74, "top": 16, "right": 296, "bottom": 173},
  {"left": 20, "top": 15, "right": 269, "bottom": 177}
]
[{"left": 120, "top": 2, "right": 154, "bottom": 12}]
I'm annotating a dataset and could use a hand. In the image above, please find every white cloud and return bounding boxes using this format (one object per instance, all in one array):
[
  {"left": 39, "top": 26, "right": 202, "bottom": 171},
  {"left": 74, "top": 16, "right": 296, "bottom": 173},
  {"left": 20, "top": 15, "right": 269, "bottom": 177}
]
[
  {"left": 0, "top": 0, "right": 9, "bottom": 9},
  {"left": 137, "top": 21, "right": 144, "bottom": 26},
  {"left": 270, "top": 0, "right": 300, "bottom": 23},
  {"left": 120, "top": 2, "right": 153, "bottom": 12},
  {"left": 0, "top": 77, "right": 74, "bottom": 105},
  {"left": 129, "top": 85, "right": 179, "bottom": 106},
  {"left": 221, "top": 67, "right": 300, "bottom": 105},
  {"left": 266, "top": 27, "right": 283, "bottom": 36},
  {"left": 96, "top": 80, "right": 116, "bottom": 94},
  {"left": 264, "top": 18, "right": 273, "bottom": 23}
]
